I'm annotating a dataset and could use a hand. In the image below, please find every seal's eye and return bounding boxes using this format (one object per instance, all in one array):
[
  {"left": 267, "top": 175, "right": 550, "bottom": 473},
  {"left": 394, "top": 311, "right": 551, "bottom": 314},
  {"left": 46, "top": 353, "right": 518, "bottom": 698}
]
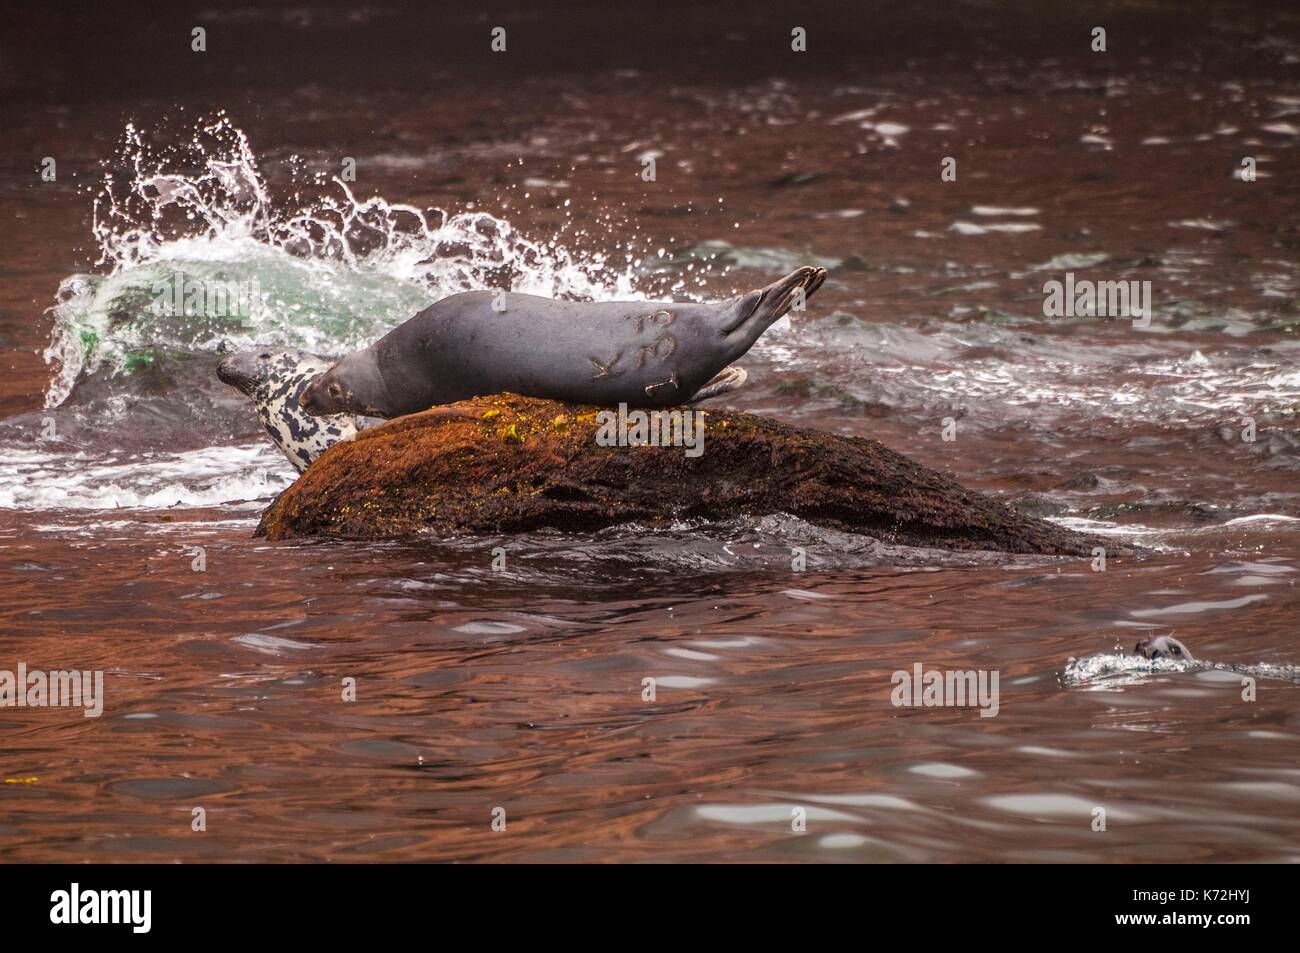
[
  {"left": 1170, "top": 646, "right": 1181, "bottom": 656},
  {"left": 258, "top": 352, "right": 271, "bottom": 361},
  {"left": 329, "top": 383, "right": 342, "bottom": 398}
]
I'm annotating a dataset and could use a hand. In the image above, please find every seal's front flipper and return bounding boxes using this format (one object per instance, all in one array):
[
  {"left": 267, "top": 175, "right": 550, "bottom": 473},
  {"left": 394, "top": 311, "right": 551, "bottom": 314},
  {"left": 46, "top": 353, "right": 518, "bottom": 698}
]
[
  {"left": 688, "top": 366, "right": 747, "bottom": 402},
  {"left": 339, "top": 416, "right": 383, "bottom": 444}
]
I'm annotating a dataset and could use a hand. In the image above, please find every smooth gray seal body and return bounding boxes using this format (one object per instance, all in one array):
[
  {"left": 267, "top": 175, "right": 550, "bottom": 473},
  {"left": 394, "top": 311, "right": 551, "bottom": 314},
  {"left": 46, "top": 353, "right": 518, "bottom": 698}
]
[{"left": 299, "top": 266, "right": 828, "bottom": 418}]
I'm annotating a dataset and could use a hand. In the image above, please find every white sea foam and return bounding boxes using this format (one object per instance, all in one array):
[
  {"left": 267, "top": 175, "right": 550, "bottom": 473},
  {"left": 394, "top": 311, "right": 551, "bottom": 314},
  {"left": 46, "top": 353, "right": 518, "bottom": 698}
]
[
  {"left": 950, "top": 221, "right": 1041, "bottom": 235},
  {"left": 0, "top": 444, "right": 291, "bottom": 510}
]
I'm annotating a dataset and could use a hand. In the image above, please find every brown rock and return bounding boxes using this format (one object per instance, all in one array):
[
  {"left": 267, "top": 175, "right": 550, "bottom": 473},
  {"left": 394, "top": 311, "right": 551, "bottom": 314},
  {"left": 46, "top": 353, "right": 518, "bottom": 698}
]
[{"left": 255, "top": 394, "right": 1099, "bottom": 556}]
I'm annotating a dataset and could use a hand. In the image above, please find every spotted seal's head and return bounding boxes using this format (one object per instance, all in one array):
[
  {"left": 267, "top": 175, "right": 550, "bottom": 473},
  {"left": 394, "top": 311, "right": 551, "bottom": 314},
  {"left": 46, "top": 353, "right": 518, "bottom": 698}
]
[
  {"left": 299, "top": 348, "right": 392, "bottom": 418},
  {"left": 1135, "top": 634, "right": 1195, "bottom": 662},
  {"left": 217, "top": 348, "right": 365, "bottom": 472}
]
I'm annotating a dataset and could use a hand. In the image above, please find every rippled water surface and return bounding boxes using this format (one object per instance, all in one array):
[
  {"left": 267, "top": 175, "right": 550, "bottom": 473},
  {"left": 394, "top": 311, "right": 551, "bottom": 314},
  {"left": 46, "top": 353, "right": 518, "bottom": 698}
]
[{"left": 1, "top": 1, "right": 1298, "bottom": 861}]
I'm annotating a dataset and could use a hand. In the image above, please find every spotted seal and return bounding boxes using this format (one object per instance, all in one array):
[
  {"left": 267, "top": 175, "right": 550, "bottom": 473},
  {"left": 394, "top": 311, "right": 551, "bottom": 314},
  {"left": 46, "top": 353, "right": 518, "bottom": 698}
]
[
  {"left": 1133, "top": 634, "right": 1299, "bottom": 682},
  {"left": 298, "top": 266, "right": 828, "bottom": 418},
  {"left": 1135, "top": 634, "right": 1195, "bottom": 662},
  {"left": 217, "top": 348, "right": 372, "bottom": 471}
]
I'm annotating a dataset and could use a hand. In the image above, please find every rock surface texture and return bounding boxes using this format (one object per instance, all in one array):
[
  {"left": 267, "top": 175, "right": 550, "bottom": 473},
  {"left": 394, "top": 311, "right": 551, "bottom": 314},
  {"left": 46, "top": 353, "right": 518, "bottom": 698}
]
[{"left": 256, "top": 393, "right": 1100, "bottom": 557}]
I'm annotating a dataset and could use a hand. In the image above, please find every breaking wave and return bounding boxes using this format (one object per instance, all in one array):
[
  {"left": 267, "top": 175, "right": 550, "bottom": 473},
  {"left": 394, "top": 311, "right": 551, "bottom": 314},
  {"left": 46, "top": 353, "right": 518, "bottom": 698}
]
[{"left": 43, "top": 113, "right": 647, "bottom": 408}]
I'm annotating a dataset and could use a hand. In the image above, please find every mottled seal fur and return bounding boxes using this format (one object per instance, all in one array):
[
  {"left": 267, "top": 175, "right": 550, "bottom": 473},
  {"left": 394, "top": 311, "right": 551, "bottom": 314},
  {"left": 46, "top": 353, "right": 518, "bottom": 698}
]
[
  {"left": 299, "top": 266, "right": 828, "bottom": 418},
  {"left": 217, "top": 348, "right": 371, "bottom": 472}
]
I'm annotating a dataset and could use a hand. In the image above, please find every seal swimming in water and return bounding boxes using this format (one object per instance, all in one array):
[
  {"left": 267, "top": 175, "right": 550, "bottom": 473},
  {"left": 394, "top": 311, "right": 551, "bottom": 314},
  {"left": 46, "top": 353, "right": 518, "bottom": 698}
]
[
  {"left": 299, "top": 266, "right": 828, "bottom": 418},
  {"left": 1135, "top": 634, "right": 1194, "bottom": 662},
  {"left": 217, "top": 348, "right": 373, "bottom": 472},
  {"left": 1133, "top": 634, "right": 1300, "bottom": 681},
  {"left": 1063, "top": 633, "right": 1300, "bottom": 685}
]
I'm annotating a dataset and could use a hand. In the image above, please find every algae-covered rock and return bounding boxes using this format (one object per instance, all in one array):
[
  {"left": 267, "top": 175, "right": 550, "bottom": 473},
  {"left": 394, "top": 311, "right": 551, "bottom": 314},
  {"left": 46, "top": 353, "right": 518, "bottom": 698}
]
[{"left": 255, "top": 393, "right": 1099, "bottom": 556}]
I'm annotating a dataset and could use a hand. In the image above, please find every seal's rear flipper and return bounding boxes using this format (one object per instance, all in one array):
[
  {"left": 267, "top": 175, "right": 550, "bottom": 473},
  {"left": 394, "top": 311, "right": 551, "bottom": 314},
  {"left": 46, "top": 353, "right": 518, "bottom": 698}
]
[
  {"left": 689, "top": 366, "right": 747, "bottom": 402},
  {"left": 723, "top": 266, "right": 828, "bottom": 350}
]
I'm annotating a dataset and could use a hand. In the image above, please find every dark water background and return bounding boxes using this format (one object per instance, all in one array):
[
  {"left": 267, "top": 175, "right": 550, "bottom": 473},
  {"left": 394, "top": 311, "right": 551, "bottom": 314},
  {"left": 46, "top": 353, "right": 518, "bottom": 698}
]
[{"left": 1, "top": 1, "right": 1298, "bottom": 861}]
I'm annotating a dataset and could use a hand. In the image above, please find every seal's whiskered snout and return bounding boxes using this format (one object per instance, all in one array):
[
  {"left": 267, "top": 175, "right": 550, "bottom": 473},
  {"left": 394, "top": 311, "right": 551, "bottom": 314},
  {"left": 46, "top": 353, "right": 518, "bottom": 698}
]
[
  {"left": 217, "top": 353, "right": 259, "bottom": 396},
  {"left": 218, "top": 348, "right": 291, "bottom": 396},
  {"left": 217, "top": 347, "right": 366, "bottom": 472}
]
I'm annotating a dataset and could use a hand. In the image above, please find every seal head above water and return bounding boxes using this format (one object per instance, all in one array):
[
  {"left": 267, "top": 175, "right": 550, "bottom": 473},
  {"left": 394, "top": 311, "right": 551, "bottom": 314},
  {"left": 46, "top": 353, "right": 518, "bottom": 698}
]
[
  {"left": 1135, "top": 634, "right": 1195, "bottom": 662},
  {"left": 1066, "top": 635, "right": 1300, "bottom": 685},
  {"left": 217, "top": 348, "right": 371, "bottom": 472},
  {"left": 299, "top": 266, "right": 828, "bottom": 418}
]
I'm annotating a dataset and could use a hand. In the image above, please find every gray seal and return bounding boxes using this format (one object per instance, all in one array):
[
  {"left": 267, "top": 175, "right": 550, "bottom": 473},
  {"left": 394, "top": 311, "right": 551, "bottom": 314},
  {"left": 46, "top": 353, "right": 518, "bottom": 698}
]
[
  {"left": 1131, "top": 634, "right": 1300, "bottom": 683},
  {"left": 299, "top": 266, "right": 828, "bottom": 418},
  {"left": 1135, "top": 634, "right": 1194, "bottom": 662},
  {"left": 217, "top": 348, "right": 372, "bottom": 472}
]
